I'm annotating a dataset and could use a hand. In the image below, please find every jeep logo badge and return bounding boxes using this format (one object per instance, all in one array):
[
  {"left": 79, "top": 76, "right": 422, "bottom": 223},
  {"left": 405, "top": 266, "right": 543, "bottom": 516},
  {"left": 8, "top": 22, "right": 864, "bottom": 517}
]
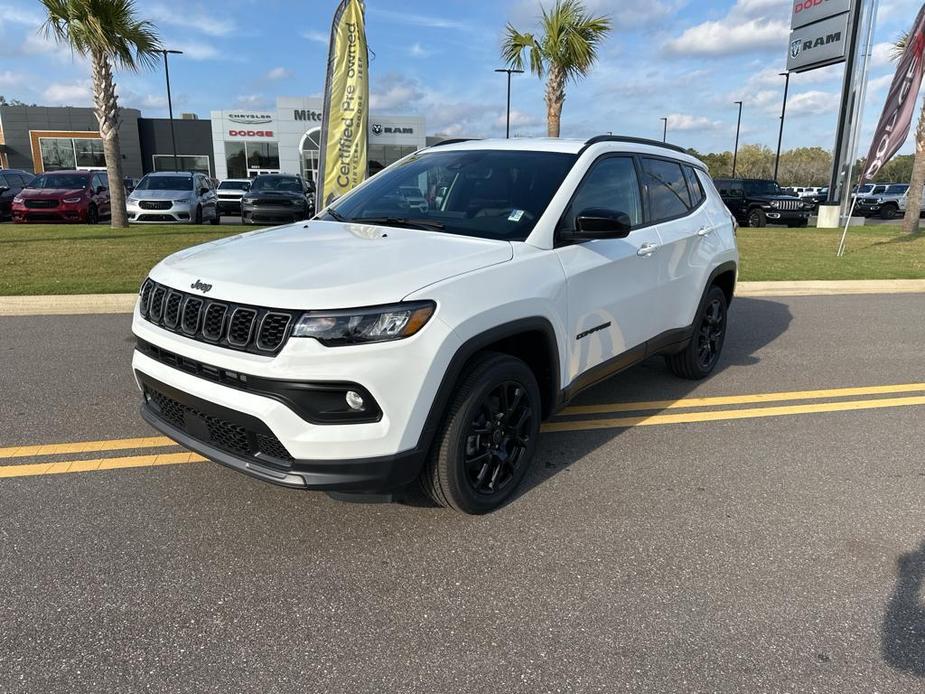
[{"left": 190, "top": 279, "right": 213, "bottom": 293}]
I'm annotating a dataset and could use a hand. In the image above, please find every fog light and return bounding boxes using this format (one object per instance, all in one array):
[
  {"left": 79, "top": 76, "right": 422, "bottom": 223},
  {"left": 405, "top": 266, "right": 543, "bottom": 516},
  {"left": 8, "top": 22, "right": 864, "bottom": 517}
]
[{"left": 345, "top": 390, "right": 365, "bottom": 411}]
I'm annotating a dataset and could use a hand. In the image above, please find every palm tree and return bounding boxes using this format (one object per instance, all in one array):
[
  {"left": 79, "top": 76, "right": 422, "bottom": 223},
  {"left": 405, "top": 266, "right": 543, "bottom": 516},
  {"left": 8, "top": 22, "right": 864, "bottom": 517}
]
[
  {"left": 892, "top": 32, "right": 924, "bottom": 234},
  {"left": 501, "top": 0, "right": 611, "bottom": 137},
  {"left": 40, "top": 0, "right": 161, "bottom": 228}
]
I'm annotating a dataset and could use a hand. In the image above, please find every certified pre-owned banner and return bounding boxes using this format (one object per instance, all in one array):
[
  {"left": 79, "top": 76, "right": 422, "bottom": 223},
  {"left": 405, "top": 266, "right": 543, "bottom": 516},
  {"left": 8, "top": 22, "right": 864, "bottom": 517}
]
[
  {"left": 863, "top": 3, "right": 925, "bottom": 180},
  {"left": 318, "top": 0, "right": 369, "bottom": 208}
]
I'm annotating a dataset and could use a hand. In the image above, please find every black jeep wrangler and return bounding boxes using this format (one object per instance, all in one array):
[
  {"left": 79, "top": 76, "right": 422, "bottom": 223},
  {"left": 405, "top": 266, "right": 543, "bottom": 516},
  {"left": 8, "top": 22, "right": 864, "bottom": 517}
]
[{"left": 714, "top": 177, "right": 812, "bottom": 228}]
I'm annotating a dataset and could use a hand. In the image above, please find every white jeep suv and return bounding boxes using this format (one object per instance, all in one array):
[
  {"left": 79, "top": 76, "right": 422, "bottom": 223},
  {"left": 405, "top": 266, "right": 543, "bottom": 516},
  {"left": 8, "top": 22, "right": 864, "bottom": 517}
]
[{"left": 132, "top": 137, "right": 738, "bottom": 514}]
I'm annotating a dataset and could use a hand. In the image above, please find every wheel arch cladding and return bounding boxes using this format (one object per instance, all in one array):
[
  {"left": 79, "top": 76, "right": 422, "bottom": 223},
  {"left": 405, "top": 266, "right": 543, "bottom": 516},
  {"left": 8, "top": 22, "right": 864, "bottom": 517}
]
[{"left": 710, "top": 264, "right": 737, "bottom": 306}]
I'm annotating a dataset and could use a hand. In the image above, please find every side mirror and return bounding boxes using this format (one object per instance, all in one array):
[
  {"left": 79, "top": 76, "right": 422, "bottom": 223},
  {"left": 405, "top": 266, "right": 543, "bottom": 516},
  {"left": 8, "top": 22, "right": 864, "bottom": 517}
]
[
  {"left": 571, "top": 208, "right": 634, "bottom": 240},
  {"left": 199, "top": 187, "right": 209, "bottom": 196},
  {"left": 96, "top": 185, "right": 106, "bottom": 194},
  {"left": 0, "top": 186, "right": 9, "bottom": 194}
]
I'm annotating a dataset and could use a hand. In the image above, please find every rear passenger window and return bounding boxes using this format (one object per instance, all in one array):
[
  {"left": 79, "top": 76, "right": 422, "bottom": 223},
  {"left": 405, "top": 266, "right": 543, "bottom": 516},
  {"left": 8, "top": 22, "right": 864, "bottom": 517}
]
[
  {"left": 684, "top": 166, "right": 705, "bottom": 207},
  {"left": 641, "top": 157, "right": 691, "bottom": 222},
  {"left": 562, "top": 156, "right": 643, "bottom": 231}
]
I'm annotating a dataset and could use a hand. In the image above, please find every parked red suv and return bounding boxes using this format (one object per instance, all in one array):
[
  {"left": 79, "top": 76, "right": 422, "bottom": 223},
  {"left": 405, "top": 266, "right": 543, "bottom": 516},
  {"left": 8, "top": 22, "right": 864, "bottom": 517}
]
[{"left": 12, "top": 170, "right": 111, "bottom": 223}]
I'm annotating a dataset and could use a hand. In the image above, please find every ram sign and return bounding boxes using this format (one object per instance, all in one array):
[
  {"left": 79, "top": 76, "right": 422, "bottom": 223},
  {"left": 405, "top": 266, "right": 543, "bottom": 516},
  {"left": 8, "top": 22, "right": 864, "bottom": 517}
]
[
  {"left": 787, "top": 11, "right": 851, "bottom": 72},
  {"left": 791, "top": 0, "right": 852, "bottom": 30}
]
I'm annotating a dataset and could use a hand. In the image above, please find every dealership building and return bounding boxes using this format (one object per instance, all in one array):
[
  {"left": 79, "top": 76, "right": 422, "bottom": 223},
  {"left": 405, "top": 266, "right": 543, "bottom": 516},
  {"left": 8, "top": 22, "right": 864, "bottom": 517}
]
[{"left": 0, "top": 96, "right": 427, "bottom": 184}]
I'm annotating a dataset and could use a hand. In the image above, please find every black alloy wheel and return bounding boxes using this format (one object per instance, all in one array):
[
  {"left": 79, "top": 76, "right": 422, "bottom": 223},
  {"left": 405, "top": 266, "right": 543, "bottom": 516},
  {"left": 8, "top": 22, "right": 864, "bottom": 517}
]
[
  {"left": 422, "top": 353, "right": 541, "bottom": 514},
  {"left": 880, "top": 204, "right": 898, "bottom": 220},
  {"left": 696, "top": 296, "right": 726, "bottom": 372},
  {"left": 463, "top": 381, "right": 534, "bottom": 497},
  {"left": 748, "top": 208, "right": 766, "bottom": 228},
  {"left": 87, "top": 204, "right": 98, "bottom": 224},
  {"left": 194, "top": 204, "right": 203, "bottom": 224}
]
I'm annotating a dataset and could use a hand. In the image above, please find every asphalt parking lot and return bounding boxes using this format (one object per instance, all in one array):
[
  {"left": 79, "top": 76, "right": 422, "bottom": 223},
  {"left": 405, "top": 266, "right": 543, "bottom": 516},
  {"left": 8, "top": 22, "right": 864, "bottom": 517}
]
[{"left": 1, "top": 294, "right": 924, "bottom": 693}]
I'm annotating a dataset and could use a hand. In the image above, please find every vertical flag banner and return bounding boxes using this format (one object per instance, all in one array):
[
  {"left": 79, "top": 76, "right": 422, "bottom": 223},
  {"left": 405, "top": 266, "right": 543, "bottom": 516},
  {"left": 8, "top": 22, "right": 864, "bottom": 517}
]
[
  {"left": 317, "top": 0, "right": 369, "bottom": 208},
  {"left": 863, "top": 3, "right": 925, "bottom": 181}
]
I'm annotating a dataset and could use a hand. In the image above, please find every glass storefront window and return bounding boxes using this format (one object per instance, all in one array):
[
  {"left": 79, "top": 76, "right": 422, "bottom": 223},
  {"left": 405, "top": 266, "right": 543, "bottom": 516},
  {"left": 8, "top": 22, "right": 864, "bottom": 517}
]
[
  {"left": 75, "top": 139, "right": 105, "bottom": 167},
  {"left": 152, "top": 154, "right": 211, "bottom": 175},
  {"left": 39, "top": 138, "right": 77, "bottom": 170},
  {"left": 246, "top": 142, "right": 280, "bottom": 170},
  {"left": 225, "top": 141, "right": 247, "bottom": 179}
]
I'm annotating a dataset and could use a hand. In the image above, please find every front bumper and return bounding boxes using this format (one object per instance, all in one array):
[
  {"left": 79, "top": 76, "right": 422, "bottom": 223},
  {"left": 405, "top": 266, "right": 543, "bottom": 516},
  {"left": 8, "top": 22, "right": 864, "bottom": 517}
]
[
  {"left": 242, "top": 203, "right": 306, "bottom": 224},
  {"left": 128, "top": 200, "right": 193, "bottom": 223},
  {"left": 217, "top": 199, "right": 242, "bottom": 215},
  {"left": 764, "top": 208, "right": 810, "bottom": 222},
  {"left": 12, "top": 205, "right": 87, "bottom": 223},
  {"left": 138, "top": 372, "right": 423, "bottom": 491}
]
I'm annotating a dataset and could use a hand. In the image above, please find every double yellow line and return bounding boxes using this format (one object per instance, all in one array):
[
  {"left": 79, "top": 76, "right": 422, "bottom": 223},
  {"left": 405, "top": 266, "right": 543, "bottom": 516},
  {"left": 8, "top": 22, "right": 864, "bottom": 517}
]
[{"left": 1, "top": 382, "right": 924, "bottom": 480}]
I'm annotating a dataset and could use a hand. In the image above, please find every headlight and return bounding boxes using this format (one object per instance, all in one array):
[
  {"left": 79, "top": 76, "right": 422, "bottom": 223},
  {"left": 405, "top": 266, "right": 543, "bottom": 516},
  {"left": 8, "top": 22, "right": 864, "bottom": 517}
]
[
  {"left": 770, "top": 201, "right": 780, "bottom": 208},
  {"left": 292, "top": 301, "right": 436, "bottom": 346},
  {"left": 803, "top": 202, "right": 814, "bottom": 209},
  {"left": 173, "top": 197, "right": 192, "bottom": 204},
  {"left": 62, "top": 196, "right": 82, "bottom": 204},
  {"left": 13, "top": 195, "right": 23, "bottom": 204}
]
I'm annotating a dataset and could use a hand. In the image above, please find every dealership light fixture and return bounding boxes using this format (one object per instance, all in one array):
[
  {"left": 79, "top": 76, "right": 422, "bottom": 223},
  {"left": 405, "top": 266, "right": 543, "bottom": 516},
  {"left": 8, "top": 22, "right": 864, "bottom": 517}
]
[
  {"left": 495, "top": 68, "right": 525, "bottom": 139},
  {"left": 774, "top": 72, "right": 791, "bottom": 182},
  {"left": 732, "top": 101, "right": 743, "bottom": 177},
  {"left": 158, "top": 49, "right": 184, "bottom": 172}
]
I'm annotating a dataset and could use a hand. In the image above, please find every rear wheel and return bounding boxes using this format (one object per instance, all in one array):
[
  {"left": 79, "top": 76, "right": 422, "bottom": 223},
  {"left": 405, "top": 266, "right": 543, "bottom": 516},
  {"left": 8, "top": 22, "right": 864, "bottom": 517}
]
[
  {"left": 194, "top": 204, "right": 203, "bottom": 225},
  {"left": 880, "top": 203, "right": 899, "bottom": 220},
  {"left": 209, "top": 209, "right": 221, "bottom": 225},
  {"left": 87, "top": 204, "right": 98, "bottom": 225},
  {"left": 422, "top": 353, "right": 541, "bottom": 514},
  {"left": 747, "top": 208, "right": 766, "bottom": 228},
  {"left": 666, "top": 286, "right": 728, "bottom": 380}
]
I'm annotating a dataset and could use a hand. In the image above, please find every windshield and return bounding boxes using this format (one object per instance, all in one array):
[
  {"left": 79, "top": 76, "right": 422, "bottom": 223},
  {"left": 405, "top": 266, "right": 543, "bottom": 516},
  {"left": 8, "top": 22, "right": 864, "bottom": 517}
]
[
  {"left": 219, "top": 180, "right": 250, "bottom": 191},
  {"left": 886, "top": 185, "right": 909, "bottom": 195},
  {"left": 251, "top": 176, "right": 302, "bottom": 193},
  {"left": 27, "top": 173, "right": 88, "bottom": 190},
  {"left": 135, "top": 175, "right": 193, "bottom": 191},
  {"left": 324, "top": 150, "right": 578, "bottom": 241},
  {"left": 742, "top": 180, "right": 782, "bottom": 196}
]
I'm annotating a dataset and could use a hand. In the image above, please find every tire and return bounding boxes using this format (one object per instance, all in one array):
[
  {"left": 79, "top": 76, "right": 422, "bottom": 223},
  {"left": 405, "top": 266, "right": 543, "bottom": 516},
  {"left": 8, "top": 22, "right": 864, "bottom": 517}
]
[
  {"left": 87, "top": 204, "right": 98, "bottom": 225},
  {"left": 747, "top": 208, "right": 766, "bottom": 228},
  {"left": 880, "top": 204, "right": 898, "bottom": 220},
  {"left": 666, "top": 285, "right": 728, "bottom": 380},
  {"left": 422, "top": 352, "right": 541, "bottom": 514},
  {"left": 210, "top": 210, "right": 221, "bottom": 225},
  {"left": 787, "top": 219, "right": 808, "bottom": 228},
  {"left": 194, "top": 204, "right": 203, "bottom": 225}
]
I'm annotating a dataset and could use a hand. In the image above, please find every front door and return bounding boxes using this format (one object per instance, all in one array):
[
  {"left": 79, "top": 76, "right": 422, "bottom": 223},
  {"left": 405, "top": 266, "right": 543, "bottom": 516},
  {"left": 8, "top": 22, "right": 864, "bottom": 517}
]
[{"left": 554, "top": 155, "right": 662, "bottom": 384}]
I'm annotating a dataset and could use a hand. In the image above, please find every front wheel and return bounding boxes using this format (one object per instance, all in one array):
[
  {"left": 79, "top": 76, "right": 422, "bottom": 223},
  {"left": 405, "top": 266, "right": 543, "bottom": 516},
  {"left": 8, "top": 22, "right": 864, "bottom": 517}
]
[
  {"left": 209, "top": 210, "right": 221, "bottom": 225},
  {"left": 422, "top": 353, "right": 541, "bottom": 514},
  {"left": 880, "top": 204, "right": 899, "bottom": 220},
  {"left": 194, "top": 204, "right": 203, "bottom": 225},
  {"left": 666, "top": 286, "right": 728, "bottom": 380},
  {"left": 86, "top": 204, "right": 99, "bottom": 225},
  {"left": 747, "top": 208, "right": 766, "bottom": 228}
]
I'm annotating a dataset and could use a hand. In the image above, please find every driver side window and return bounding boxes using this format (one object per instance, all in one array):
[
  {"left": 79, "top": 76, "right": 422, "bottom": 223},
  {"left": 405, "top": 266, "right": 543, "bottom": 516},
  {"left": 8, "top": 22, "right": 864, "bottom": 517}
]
[{"left": 561, "top": 156, "right": 642, "bottom": 232}]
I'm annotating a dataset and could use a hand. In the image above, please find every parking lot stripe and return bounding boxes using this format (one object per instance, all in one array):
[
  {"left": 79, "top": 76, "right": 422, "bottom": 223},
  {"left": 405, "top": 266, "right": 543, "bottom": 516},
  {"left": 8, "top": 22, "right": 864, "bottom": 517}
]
[
  {"left": 559, "top": 383, "right": 925, "bottom": 417},
  {"left": 0, "top": 436, "right": 175, "bottom": 460},
  {"left": 543, "top": 394, "right": 925, "bottom": 433},
  {"left": 0, "top": 452, "right": 205, "bottom": 479}
]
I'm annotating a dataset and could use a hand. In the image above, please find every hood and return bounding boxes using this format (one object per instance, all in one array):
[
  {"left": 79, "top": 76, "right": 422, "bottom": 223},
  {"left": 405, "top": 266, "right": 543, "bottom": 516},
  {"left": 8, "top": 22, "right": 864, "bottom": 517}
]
[
  {"left": 150, "top": 219, "right": 514, "bottom": 309},
  {"left": 755, "top": 194, "right": 802, "bottom": 202},
  {"left": 131, "top": 189, "right": 193, "bottom": 200},
  {"left": 19, "top": 187, "right": 87, "bottom": 199}
]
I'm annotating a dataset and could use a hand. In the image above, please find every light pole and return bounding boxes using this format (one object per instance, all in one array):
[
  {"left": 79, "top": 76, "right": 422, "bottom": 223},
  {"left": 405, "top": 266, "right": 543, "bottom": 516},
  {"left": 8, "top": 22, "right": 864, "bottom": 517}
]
[
  {"left": 732, "top": 100, "right": 743, "bottom": 177},
  {"left": 495, "top": 68, "right": 524, "bottom": 138},
  {"left": 660, "top": 116, "right": 668, "bottom": 142},
  {"left": 158, "top": 49, "right": 183, "bottom": 171},
  {"left": 774, "top": 72, "right": 791, "bottom": 182}
]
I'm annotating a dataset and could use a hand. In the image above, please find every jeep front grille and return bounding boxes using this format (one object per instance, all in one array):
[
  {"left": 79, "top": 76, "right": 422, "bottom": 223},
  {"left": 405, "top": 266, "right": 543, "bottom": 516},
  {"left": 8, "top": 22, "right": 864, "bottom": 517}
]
[
  {"left": 776, "top": 200, "right": 802, "bottom": 211},
  {"left": 138, "top": 279, "right": 299, "bottom": 355}
]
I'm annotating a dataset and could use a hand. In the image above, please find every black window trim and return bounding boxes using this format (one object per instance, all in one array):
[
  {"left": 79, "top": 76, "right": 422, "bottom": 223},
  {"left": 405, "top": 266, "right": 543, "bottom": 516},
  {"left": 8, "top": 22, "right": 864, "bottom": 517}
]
[{"left": 638, "top": 153, "right": 708, "bottom": 226}]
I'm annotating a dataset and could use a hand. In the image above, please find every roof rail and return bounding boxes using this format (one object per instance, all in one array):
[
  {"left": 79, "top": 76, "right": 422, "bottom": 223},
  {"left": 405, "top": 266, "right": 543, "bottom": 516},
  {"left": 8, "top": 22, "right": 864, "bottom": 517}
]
[
  {"left": 582, "top": 135, "right": 689, "bottom": 155},
  {"left": 428, "top": 138, "right": 479, "bottom": 148}
]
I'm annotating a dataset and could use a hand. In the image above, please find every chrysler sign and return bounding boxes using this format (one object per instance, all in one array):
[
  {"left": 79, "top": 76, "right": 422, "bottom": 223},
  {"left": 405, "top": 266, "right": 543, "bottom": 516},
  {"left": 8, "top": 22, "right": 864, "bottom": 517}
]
[
  {"left": 227, "top": 113, "right": 273, "bottom": 125},
  {"left": 791, "top": 0, "right": 852, "bottom": 30},
  {"left": 787, "top": 11, "right": 850, "bottom": 72}
]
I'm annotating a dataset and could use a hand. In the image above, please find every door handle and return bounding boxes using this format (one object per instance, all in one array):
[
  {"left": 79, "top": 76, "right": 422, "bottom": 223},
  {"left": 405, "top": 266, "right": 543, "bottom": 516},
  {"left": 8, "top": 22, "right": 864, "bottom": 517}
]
[
  {"left": 637, "top": 242, "right": 658, "bottom": 257},
  {"left": 697, "top": 227, "right": 713, "bottom": 237}
]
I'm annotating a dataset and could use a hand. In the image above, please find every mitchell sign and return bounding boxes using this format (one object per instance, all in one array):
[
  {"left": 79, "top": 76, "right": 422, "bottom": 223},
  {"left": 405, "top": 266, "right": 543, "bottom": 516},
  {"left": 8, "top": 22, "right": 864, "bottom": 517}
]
[{"left": 787, "top": 10, "right": 850, "bottom": 72}]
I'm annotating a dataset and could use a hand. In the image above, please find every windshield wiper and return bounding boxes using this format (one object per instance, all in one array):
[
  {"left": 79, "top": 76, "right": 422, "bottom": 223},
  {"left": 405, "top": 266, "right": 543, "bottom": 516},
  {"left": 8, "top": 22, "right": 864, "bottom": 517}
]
[
  {"left": 348, "top": 216, "right": 445, "bottom": 231},
  {"left": 324, "top": 208, "right": 347, "bottom": 222}
]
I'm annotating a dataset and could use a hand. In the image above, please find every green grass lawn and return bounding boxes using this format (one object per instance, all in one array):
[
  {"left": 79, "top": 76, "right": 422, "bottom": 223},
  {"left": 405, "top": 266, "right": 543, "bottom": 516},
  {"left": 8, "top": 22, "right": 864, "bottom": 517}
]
[{"left": 1, "top": 222, "right": 924, "bottom": 295}]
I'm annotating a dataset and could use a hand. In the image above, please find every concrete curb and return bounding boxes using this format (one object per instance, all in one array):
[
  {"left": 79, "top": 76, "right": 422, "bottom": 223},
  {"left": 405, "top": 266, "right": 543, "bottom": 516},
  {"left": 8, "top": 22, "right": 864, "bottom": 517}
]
[{"left": 1, "top": 280, "right": 924, "bottom": 316}]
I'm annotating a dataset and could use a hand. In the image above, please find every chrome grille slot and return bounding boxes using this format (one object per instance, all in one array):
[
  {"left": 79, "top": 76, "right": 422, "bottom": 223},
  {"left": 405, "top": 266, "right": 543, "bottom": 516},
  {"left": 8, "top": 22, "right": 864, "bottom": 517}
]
[
  {"left": 257, "top": 313, "right": 292, "bottom": 352},
  {"left": 181, "top": 297, "right": 204, "bottom": 335},
  {"left": 202, "top": 303, "right": 227, "bottom": 341}
]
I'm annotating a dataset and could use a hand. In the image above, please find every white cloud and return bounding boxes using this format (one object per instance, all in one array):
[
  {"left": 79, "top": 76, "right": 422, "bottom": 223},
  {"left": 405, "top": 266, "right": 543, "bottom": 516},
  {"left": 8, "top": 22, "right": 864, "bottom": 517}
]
[
  {"left": 509, "top": 0, "right": 686, "bottom": 30},
  {"left": 234, "top": 94, "right": 269, "bottom": 108},
  {"left": 786, "top": 90, "right": 840, "bottom": 116},
  {"left": 302, "top": 30, "right": 328, "bottom": 44},
  {"left": 495, "top": 109, "right": 542, "bottom": 129},
  {"left": 370, "top": 74, "right": 425, "bottom": 110},
  {"left": 0, "top": 3, "right": 42, "bottom": 25},
  {"left": 147, "top": 4, "right": 236, "bottom": 36},
  {"left": 666, "top": 113, "right": 723, "bottom": 131},
  {"left": 870, "top": 42, "right": 897, "bottom": 68},
  {"left": 42, "top": 80, "right": 92, "bottom": 106},
  {"left": 0, "top": 69, "right": 25, "bottom": 87},
  {"left": 169, "top": 42, "right": 220, "bottom": 61},
  {"left": 265, "top": 66, "right": 292, "bottom": 81},
  {"left": 367, "top": 8, "right": 472, "bottom": 31},
  {"left": 665, "top": 0, "right": 790, "bottom": 56},
  {"left": 409, "top": 42, "right": 432, "bottom": 58}
]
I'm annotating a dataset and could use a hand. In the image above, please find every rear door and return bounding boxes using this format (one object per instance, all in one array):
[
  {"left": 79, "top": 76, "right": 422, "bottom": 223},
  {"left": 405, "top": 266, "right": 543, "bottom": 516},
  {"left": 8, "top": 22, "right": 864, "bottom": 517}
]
[{"left": 555, "top": 155, "right": 663, "bottom": 383}]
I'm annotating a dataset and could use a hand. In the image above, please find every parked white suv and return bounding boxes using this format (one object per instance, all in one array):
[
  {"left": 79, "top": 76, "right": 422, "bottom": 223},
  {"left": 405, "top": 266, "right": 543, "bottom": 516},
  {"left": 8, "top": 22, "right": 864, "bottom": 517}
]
[
  {"left": 131, "top": 137, "right": 738, "bottom": 514},
  {"left": 127, "top": 171, "right": 219, "bottom": 224}
]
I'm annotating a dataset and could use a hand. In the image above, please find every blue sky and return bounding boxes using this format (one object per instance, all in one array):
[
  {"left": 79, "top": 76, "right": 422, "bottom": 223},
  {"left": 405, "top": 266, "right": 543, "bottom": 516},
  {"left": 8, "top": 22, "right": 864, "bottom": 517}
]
[{"left": 0, "top": 0, "right": 921, "bottom": 154}]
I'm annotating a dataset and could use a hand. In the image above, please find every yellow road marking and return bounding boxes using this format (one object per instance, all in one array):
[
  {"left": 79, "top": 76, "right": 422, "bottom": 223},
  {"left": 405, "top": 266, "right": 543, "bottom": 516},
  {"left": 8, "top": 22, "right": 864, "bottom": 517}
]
[
  {"left": 559, "top": 383, "right": 925, "bottom": 417},
  {"left": 543, "top": 395, "right": 925, "bottom": 433},
  {"left": 0, "top": 451, "right": 206, "bottom": 479},
  {"left": 0, "top": 436, "right": 175, "bottom": 460}
]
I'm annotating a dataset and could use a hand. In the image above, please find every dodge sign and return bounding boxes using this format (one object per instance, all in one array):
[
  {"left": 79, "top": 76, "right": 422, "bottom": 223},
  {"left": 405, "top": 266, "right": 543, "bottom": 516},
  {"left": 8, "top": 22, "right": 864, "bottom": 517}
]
[{"left": 791, "top": 0, "right": 852, "bottom": 30}]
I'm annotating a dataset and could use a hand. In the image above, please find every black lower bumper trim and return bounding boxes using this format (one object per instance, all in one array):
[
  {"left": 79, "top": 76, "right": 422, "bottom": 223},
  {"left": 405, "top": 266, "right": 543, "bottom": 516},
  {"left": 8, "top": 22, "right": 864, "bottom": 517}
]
[{"left": 138, "top": 373, "right": 425, "bottom": 492}]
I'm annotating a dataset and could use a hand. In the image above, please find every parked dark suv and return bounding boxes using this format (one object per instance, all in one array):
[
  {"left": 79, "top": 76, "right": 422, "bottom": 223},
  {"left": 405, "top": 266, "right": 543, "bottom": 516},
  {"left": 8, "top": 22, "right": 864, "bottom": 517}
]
[
  {"left": 241, "top": 174, "right": 314, "bottom": 225},
  {"left": 0, "top": 169, "right": 34, "bottom": 220},
  {"left": 714, "top": 177, "right": 813, "bottom": 228}
]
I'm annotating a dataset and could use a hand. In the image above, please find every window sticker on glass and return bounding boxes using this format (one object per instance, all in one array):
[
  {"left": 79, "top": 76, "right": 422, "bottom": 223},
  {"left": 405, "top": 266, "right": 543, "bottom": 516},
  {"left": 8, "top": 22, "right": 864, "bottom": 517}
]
[{"left": 508, "top": 209, "right": 525, "bottom": 222}]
